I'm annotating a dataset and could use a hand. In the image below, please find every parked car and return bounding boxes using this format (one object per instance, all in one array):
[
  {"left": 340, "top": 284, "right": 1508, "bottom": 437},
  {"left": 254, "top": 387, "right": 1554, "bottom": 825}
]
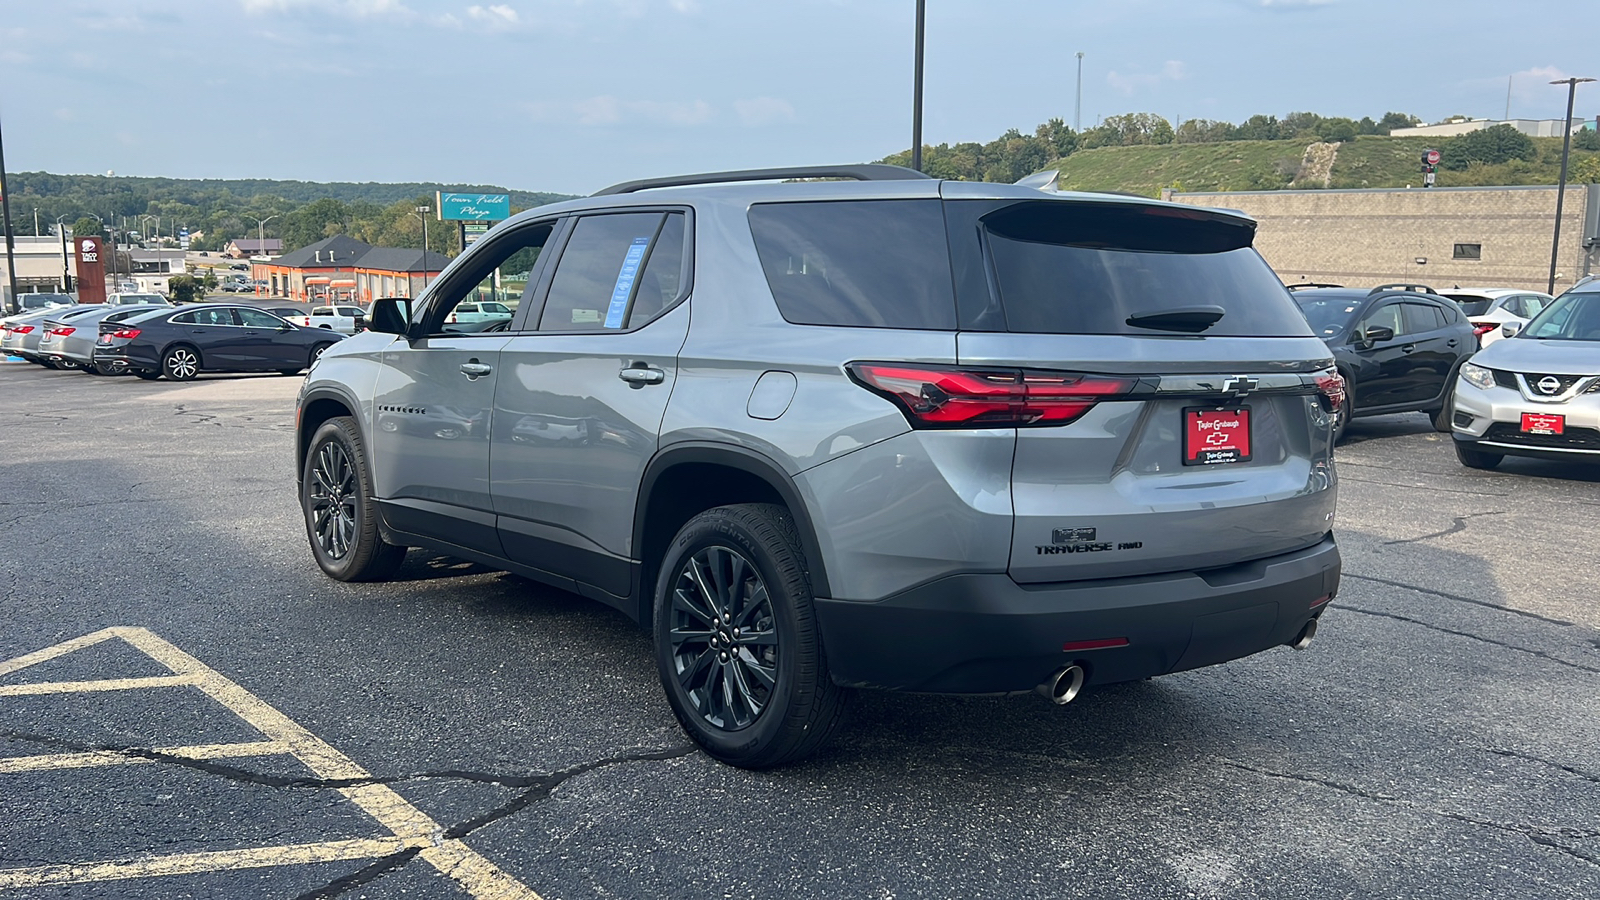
[
  {"left": 221, "top": 281, "right": 255, "bottom": 293},
  {"left": 443, "top": 300, "right": 513, "bottom": 324},
  {"left": 92, "top": 303, "right": 344, "bottom": 380},
  {"left": 4, "top": 306, "right": 101, "bottom": 364},
  {"left": 106, "top": 292, "right": 173, "bottom": 307},
  {"left": 283, "top": 305, "right": 366, "bottom": 334},
  {"left": 296, "top": 164, "right": 1343, "bottom": 768},
  {"left": 1293, "top": 284, "right": 1475, "bottom": 440},
  {"left": 16, "top": 293, "right": 76, "bottom": 313},
  {"left": 39, "top": 305, "right": 171, "bottom": 374},
  {"left": 1450, "top": 279, "right": 1600, "bottom": 469},
  {"left": 1441, "top": 288, "right": 1552, "bottom": 347}
]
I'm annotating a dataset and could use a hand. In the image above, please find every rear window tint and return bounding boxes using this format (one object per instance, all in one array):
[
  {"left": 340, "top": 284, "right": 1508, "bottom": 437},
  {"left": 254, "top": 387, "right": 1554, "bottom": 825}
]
[
  {"left": 748, "top": 200, "right": 956, "bottom": 330},
  {"left": 1443, "top": 294, "right": 1493, "bottom": 316},
  {"left": 977, "top": 201, "right": 1313, "bottom": 337}
]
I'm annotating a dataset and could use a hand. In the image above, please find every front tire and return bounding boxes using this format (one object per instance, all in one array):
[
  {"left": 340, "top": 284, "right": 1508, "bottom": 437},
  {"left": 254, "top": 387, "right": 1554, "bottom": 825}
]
[
  {"left": 654, "top": 503, "right": 849, "bottom": 769},
  {"left": 163, "top": 346, "right": 200, "bottom": 381},
  {"left": 1455, "top": 441, "right": 1503, "bottom": 470},
  {"left": 301, "top": 416, "right": 406, "bottom": 582}
]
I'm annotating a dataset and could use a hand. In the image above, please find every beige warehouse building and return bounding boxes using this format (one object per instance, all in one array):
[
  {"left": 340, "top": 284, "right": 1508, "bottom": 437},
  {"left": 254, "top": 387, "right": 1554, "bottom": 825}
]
[{"left": 1165, "top": 184, "right": 1600, "bottom": 293}]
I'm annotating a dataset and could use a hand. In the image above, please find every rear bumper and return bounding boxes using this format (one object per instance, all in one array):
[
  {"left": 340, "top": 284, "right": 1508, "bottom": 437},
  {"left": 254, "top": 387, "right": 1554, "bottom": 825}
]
[{"left": 814, "top": 534, "right": 1340, "bottom": 693}]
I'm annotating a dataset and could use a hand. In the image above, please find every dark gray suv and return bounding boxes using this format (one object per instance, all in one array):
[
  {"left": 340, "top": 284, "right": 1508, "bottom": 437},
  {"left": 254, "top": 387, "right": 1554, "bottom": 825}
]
[{"left": 296, "top": 165, "right": 1342, "bottom": 767}]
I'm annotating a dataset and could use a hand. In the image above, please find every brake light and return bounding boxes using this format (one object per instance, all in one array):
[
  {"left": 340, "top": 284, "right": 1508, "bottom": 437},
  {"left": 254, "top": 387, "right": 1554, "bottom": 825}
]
[
  {"left": 1313, "top": 369, "right": 1345, "bottom": 412},
  {"left": 1472, "top": 322, "right": 1497, "bottom": 336},
  {"left": 46, "top": 327, "right": 75, "bottom": 337},
  {"left": 12, "top": 325, "right": 35, "bottom": 335},
  {"left": 110, "top": 328, "right": 142, "bottom": 340},
  {"left": 847, "top": 363, "right": 1135, "bottom": 428}
]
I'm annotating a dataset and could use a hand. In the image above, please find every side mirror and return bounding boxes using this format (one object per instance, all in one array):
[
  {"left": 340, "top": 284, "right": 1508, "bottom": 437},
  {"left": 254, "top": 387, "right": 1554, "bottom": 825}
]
[
  {"left": 1501, "top": 321, "right": 1523, "bottom": 339},
  {"left": 278, "top": 322, "right": 295, "bottom": 332},
  {"left": 370, "top": 298, "right": 411, "bottom": 335},
  {"left": 1363, "top": 325, "right": 1395, "bottom": 344}
]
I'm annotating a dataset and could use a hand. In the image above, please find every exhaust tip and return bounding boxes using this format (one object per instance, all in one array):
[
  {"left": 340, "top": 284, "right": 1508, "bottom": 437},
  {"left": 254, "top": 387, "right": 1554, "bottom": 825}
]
[
  {"left": 1292, "top": 619, "right": 1319, "bottom": 651},
  {"left": 1037, "top": 664, "right": 1085, "bottom": 705}
]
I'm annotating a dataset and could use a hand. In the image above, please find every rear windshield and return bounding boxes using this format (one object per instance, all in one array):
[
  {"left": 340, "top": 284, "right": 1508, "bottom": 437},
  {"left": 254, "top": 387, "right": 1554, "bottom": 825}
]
[
  {"left": 1293, "top": 293, "right": 1366, "bottom": 338},
  {"left": 748, "top": 199, "right": 957, "bottom": 330},
  {"left": 1443, "top": 294, "right": 1492, "bottom": 316},
  {"left": 979, "top": 202, "right": 1313, "bottom": 337}
]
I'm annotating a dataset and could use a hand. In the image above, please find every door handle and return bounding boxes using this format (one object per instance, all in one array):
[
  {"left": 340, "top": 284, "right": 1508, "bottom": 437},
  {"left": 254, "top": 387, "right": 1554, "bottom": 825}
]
[
  {"left": 1446, "top": 339, "right": 1458, "bottom": 347},
  {"left": 1401, "top": 344, "right": 1416, "bottom": 353},
  {"left": 460, "top": 360, "right": 493, "bottom": 379},
  {"left": 619, "top": 365, "right": 665, "bottom": 387}
]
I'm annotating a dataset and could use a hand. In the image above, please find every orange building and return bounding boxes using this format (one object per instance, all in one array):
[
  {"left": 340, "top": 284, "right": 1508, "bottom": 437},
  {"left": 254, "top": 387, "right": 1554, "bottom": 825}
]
[{"left": 251, "top": 236, "right": 450, "bottom": 304}]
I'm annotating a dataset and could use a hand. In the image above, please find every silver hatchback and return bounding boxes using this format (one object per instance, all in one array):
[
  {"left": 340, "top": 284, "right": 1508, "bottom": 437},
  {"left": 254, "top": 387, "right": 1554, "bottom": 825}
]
[{"left": 295, "top": 165, "right": 1343, "bottom": 767}]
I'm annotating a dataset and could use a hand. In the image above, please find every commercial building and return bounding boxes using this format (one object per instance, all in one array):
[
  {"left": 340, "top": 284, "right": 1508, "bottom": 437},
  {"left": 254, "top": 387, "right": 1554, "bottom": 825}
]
[
  {"left": 1391, "top": 116, "right": 1598, "bottom": 139},
  {"left": 0, "top": 235, "right": 79, "bottom": 305},
  {"left": 224, "top": 238, "right": 283, "bottom": 259},
  {"left": 1166, "top": 184, "right": 1600, "bottom": 291},
  {"left": 250, "top": 236, "right": 449, "bottom": 303}
]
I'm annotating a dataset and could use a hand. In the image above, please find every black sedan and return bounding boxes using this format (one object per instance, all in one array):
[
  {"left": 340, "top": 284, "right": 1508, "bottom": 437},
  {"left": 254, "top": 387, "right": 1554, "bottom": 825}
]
[
  {"left": 1293, "top": 285, "right": 1476, "bottom": 440},
  {"left": 91, "top": 304, "right": 345, "bottom": 381}
]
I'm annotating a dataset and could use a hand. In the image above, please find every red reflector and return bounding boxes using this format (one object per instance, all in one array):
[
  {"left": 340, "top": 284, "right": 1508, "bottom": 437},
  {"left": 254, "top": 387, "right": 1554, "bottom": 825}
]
[
  {"left": 1472, "top": 323, "right": 1496, "bottom": 336},
  {"left": 1313, "top": 369, "right": 1344, "bottom": 412},
  {"left": 1061, "top": 637, "right": 1130, "bottom": 652},
  {"left": 847, "top": 362, "right": 1135, "bottom": 428},
  {"left": 1309, "top": 594, "right": 1332, "bottom": 609},
  {"left": 110, "top": 328, "right": 142, "bottom": 340}
]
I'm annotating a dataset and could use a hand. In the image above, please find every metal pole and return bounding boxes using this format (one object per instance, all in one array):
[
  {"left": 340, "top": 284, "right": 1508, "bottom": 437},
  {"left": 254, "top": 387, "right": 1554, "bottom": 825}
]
[
  {"left": 1504, "top": 74, "right": 1512, "bottom": 121},
  {"left": 56, "top": 214, "right": 69, "bottom": 291},
  {"left": 1075, "top": 52, "right": 1084, "bottom": 133},
  {"left": 421, "top": 213, "right": 429, "bottom": 288},
  {"left": 1548, "top": 77, "right": 1596, "bottom": 295},
  {"left": 0, "top": 107, "right": 20, "bottom": 314},
  {"left": 911, "top": 0, "right": 925, "bottom": 172}
]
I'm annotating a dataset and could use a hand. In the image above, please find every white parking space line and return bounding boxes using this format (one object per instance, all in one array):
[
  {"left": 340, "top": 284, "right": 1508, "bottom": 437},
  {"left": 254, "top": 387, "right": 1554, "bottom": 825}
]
[{"left": 0, "top": 627, "right": 542, "bottom": 899}]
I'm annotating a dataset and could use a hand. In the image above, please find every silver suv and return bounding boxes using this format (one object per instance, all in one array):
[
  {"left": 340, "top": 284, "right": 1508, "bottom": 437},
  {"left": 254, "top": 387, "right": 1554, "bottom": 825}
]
[{"left": 296, "top": 165, "right": 1343, "bottom": 767}]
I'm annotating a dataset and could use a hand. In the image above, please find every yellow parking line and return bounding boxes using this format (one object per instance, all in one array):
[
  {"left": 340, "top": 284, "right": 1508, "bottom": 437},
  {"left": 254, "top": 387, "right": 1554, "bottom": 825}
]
[
  {"left": 0, "top": 837, "right": 415, "bottom": 889},
  {"left": 0, "top": 739, "right": 291, "bottom": 775},
  {"left": 0, "top": 627, "right": 544, "bottom": 900},
  {"left": 0, "top": 674, "right": 198, "bottom": 696}
]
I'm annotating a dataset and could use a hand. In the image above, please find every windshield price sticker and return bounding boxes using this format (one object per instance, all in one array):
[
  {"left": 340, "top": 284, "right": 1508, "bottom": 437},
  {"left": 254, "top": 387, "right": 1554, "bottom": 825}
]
[{"left": 1184, "top": 407, "right": 1252, "bottom": 466}]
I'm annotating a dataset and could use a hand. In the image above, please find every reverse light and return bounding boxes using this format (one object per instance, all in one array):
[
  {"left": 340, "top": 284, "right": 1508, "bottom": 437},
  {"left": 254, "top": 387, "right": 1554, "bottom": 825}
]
[
  {"left": 1459, "top": 362, "right": 1495, "bottom": 391},
  {"left": 847, "top": 362, "right": 1135, "bottom": 428},
  {"left": 1313, "top": 369, "right": 1345, "bottom": 412}
]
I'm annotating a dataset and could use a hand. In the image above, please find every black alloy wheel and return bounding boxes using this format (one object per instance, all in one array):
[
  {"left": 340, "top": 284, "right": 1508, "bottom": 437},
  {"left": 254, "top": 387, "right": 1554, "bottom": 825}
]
[
  {"left": 654, "top": 503, "right": 849, "bottom": 768},
  {"left": 163, "top": 346, "right": 200, "bottom": 381},
  {"left": 301, "top": 416, "right": 406, "bottom": 581},
  {"left": 310, "top": 342, "right": 333, "bottom": 364}
]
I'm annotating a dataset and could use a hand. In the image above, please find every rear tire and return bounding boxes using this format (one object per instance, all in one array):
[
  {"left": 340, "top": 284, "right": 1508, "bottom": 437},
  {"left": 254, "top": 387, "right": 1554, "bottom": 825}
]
[
  {"left": 1429, "top": 377, "right": 1457, "bottom": 433},
  {"left": 310, "top": 342, "right": 333, "bottom": 365},
  {"left": 133, "top": 369, "right": 161, "bottom": 380},
  {"left": 301, "top": 416, "right": 406, "bottom": 582},
  {"left": 654, "top": 503, "right": 850, "bottom": 769},
  {"left": 1455, "top": 441, "right": 1503, "bottom": 470},
  {"left": 163, "top": 346, "right": 200, "bottom": 381}
]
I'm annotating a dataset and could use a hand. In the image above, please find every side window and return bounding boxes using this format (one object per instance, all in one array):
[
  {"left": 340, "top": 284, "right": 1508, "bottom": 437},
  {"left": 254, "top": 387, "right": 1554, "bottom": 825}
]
[
  {"left": 1358, "top": 303, "right": 1405, "bottom": 339},
  {"left": 539, "top": 212, "right": 680, "bottom": 332},
  {"left": 421, "top": 222, "right": 554, "bottom": 334},
  {"left": 237, "top": 308, "right": 284, "bottom": 328},
  {"left": 1402, "top": 302, "right": 1444, "bottom": 333},
  {"left": 170, "top": 311, "right": 198, "bottom": 325},
  {"left": 203, "top": 308, "right": 240, "bottom": 326},
  {"left": 626, "top": 213, "right": 687, "bottom": 326}
]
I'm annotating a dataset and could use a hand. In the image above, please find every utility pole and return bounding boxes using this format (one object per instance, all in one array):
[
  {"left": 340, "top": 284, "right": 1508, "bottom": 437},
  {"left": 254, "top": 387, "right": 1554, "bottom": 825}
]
[
  {"left": 414, "top": 206, "right": 432, "bottom": 288},
  {"left": 0, "top": 106, "right": 19, "bottom": 314},
  {"left": 911, "top": 0, "right": 925, "bottom": 172},
  {"left": 1504, "top": 74, "right": 1513, "bottom": 121},
  {"left": 55, "top": 214, "right": 70, "bottom": 291},
  {"left": 1075, "top": 52, "right": 1085, "bottom": 134},
  {"left": 1548, "top": 76, "right": 1595, "bottom": 295}
]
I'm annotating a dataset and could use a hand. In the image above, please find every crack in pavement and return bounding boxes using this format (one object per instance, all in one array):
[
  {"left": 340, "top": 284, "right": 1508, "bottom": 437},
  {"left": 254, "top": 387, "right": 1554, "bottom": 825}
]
[
  {"left": 1336, "top": 605, "right": 1600, "bottom": 674},
  {"left": 0, "top": 728, "right": 697, "bottom": 899},
  {"left": 1481, "top": 747, "right": 1600, "bottom": 786},
  {"left": 1342, "top": 572, "right": 1575, "bottom": 627},
  {"left": 1381, "top": 510, "right": 1503, "bottom": 546},
  {"left": 1221, "top": 760, "right": 1600, "bottom": 870}
]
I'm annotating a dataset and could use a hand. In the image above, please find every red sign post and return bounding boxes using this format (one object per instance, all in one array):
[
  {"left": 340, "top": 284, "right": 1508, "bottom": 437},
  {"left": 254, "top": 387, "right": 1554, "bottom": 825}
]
[{"left": 74, "top": 236, "right": 107, "bottom": 304}]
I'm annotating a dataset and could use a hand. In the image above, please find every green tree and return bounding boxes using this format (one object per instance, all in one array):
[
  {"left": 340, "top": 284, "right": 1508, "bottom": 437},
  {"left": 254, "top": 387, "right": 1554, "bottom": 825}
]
[
  {"left": 71, "top": 217, "right": 103, "bottom": 242},
  {"left": 1316, "top": 117, "right": 1359, "bottom": 142},
  {"left": 1175, "top": 119, "right": 1235, "bottom": 143},
  {"left": 1572, "top": 155, "right": 1600, "bottom": 183},
  {"left": 167, "top": 274, "right": 201, "bottom": 304},
  {"left": 281, "top": 197, "right": 351, "bottom": 250},
  {"left": 1377, "top": 111, "right": 1421, "bottom": 134},
  {"left": 1573, "top": 129, "right": 1600, "bottom": 151},
  {"left": 1233, "top": 115, "right": 1281, "bottom": 141},
  {"left": 1441, "top": 124, "right": 1538, "bottom": 170}
]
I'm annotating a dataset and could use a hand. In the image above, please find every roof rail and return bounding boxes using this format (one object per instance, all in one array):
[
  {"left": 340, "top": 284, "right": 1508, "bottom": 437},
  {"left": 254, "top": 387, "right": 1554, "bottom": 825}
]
[
  {"left": 593, "top": 164, "right": 933, "bottom": 196},
  {"left": 1369, "top": 282, "right": 1438, "bottom": 296},
  {"left": 1286, "top": 282, "right": 1344, "bottom": 291}
]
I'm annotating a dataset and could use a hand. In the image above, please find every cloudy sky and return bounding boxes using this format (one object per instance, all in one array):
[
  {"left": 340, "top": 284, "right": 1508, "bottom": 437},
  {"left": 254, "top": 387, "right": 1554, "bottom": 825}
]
[{"left": 1, "top": 0, "right": 1593, "bottom": 195}]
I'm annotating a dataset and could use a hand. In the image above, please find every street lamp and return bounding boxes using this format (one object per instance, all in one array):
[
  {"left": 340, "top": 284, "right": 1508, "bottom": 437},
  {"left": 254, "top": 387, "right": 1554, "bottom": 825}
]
[
  {"left": 1548, "top": 76, "right": 1596, "bottom": 295},
  {"left": 411, "top": 205, "right": 433, "bottom": 288},
  {"left": 1075, "top": 52, "right": 1085, "bottom": 134},
  {"left": 911, "top": 0, "right": 925, "bottom": 172},
  {"left": 245, "top": 215, "right": 279, "bottom": 296},
  {"left": 54, "top": 214, "right": 71, "bottom": 291}
]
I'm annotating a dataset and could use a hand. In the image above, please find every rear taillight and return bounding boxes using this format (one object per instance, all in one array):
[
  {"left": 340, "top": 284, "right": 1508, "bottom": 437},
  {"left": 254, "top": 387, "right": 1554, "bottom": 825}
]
[
  {"left": 12, "top": 325, "right": 35, "bottom": 335},
  {"left": 1314, "top": 369, "right": 1345, "bottom": 413},
  {"left": 847, "top": 362, "right": 1135, "bottom": 428},
  {"left": 1472, "top": 322, "right": 1497, "bottom": 336},
  {"left": 46, "top": 327, "right": 75, "bottom": 337},
  {"left": 110, "top": 328, "right": 141, "bottom": 340}
]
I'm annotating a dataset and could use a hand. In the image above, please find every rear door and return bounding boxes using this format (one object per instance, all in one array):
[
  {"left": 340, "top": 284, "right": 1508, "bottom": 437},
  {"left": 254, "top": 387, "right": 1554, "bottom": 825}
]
[
  {"left": 1400, "top": 301, "right": 1460, "bottom": 404},
  {"left": 1347, "top": 301, "right": 1412, "bottom": 408},
  {"left": 943, "top": 195, "right": 1338, "bottom": 583}
]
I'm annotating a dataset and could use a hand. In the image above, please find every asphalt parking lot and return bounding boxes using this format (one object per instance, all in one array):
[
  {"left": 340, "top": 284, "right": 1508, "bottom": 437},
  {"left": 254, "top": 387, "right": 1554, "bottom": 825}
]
[{"left": 1, "top": 360, "right": 1598, "bottom": 900}]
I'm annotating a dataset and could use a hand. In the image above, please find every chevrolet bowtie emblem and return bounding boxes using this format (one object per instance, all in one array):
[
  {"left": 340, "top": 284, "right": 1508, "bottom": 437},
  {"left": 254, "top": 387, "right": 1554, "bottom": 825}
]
[{"left": 1219, "top": 376, "right": 1259, "bottom": 396}]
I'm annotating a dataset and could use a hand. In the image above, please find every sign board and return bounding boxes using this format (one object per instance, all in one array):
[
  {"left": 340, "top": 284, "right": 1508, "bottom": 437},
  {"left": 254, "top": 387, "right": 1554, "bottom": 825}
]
[
  {"left": 74, "top": 237, "right": 107, "bottom": 304},
  {"left": 462, "top": 221, "right": 489, "bottom": 248},
  {"left": 436, "top": 192, "right": 510, "bottom": 222},
  {"left": 179, "top": 227, "right": 190, "bottom": 251},
  {"left": 1424, "top": 149, "right": 1441, "bottom": 166}
]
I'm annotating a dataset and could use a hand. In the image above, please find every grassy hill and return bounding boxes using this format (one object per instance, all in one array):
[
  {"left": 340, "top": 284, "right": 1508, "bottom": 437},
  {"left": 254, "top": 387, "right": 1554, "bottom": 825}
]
[{"left": 1044, "top": 135, "right": 1599, "bottom": 197}]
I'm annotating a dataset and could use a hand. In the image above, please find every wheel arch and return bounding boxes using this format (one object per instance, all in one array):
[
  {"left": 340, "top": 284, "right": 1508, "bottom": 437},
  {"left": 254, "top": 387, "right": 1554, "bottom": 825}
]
[
  {"left": 297, "top": 386, "right": 365, "bottom": 487},
  {"left": 634, "top": 443, "right": 832, "bottom": 625}
]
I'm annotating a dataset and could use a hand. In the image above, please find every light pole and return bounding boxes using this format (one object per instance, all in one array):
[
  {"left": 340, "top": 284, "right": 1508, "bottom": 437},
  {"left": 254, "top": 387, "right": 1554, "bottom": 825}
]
[
  {"left": 0, "top": 106, "right": 19, "bottom": 314},
  {"left": 1075, "top": 52, "right": 1084, "bottom": 134},
  {"left": 911, "top": 0, "right": 925, "bottom": 172},
  {"left": 1548, "top": 76, "right": 1595, "bottom": 295},
  {"left": 245, "top": 214, "right": 279, "bottom": 296},
  {"left": 412, "top": 205, "right": 432, "bottom": 289},
  {"left": 54, "top": 214, "right": 70, "bottom": 291}
]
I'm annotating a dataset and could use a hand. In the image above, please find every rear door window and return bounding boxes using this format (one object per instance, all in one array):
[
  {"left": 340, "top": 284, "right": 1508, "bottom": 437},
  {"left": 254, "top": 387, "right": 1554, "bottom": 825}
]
[
  {"left": 1403, "top": 302, "right": 1446, "bottom": 333},
  {"left": 972, "top": 201, "right": 1311, "bottom": 337},
  {"left": 747, "top": 199, "right": 956, "bottom": 330}
]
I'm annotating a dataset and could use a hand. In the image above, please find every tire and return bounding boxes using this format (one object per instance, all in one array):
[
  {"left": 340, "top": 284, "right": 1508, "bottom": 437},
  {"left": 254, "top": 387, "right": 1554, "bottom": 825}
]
[
  {"left": 654, "top": 503, "right": 850, "bottom": 769},
  {"left": 1429, "top": 373, "right": 1458, "bottom": 433},
  {"left": 57, "top": 359, "right": 81, "bottom": 371},
  {"left": 133, "top": 369, "right": 161, "bottom": 380},
  {"left": 279, "top": 368, "right": 304, "bottom": 377},
  {"left": 162, "top": 346, "right": 200, "bottom": 381},
  {"left": 301, "top": 416, "right": 406, "bottom": 582},
  {"left": 1455, "top": 441, "right": 1503, "bottom": 471},
  {"left": 310, "top": 342, "right": 333, "bottom": 365}
]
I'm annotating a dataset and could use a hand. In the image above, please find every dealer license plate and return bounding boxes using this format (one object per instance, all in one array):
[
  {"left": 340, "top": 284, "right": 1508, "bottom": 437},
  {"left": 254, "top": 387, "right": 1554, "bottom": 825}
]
[
  {"left": 1184, "top": 407, "right": 1252, "bottom": 466},
  {"left": 1521, "top": 413, "right": 1565, "bottom": 435}
]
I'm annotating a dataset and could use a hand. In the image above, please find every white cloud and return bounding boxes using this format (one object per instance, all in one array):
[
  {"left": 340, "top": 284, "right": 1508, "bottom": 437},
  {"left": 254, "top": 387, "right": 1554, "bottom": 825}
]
[
  {"left": 240, "top": 0, "right": 415, "bottom": 19},
  {"left": 1107, "top": 60, "right": 1188, "bottom": 95},
  {"left": 531, "top": 95, "right": 715, "bottom": 127},
  {"left": 734, "top": 97, "right": 796, "bottom": 127},
  {"left": 467, "top": 4, "right": 519, "bottom": 26}
]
